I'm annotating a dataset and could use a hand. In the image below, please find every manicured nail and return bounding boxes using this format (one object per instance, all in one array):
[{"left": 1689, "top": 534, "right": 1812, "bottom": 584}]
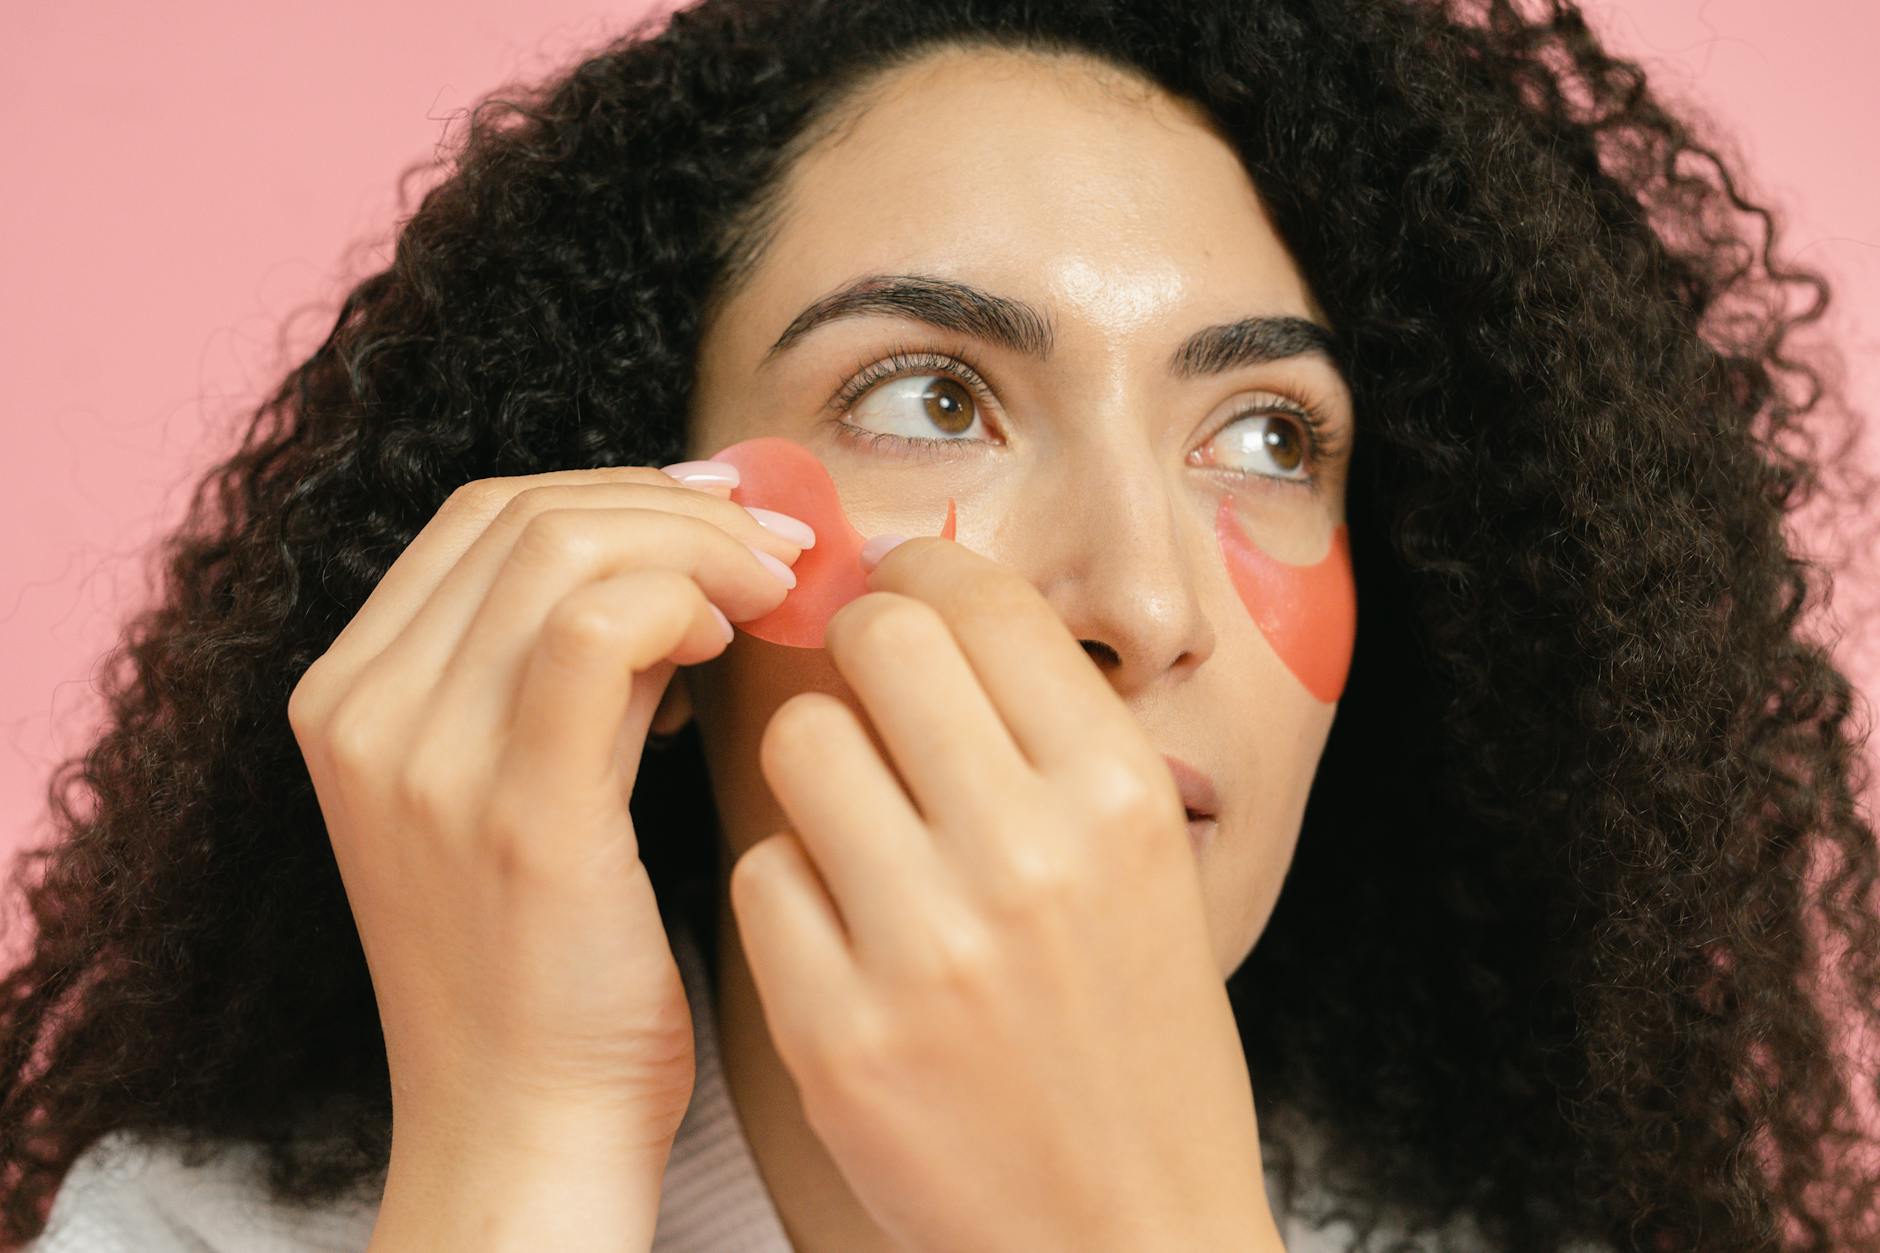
[
  {"left": 660, "top": 459, "right": 740, "bottom": 487},
  {"left": 743, "top": 506, "right": 816, "bottom": 548},
  {"left": 746, "top": 543, "right": 797, "bottom": 588},
  {"left": 858, "top": 533, "right": 908, "bottom": 572},
  {"left": 707, "top": 602, "right": 734, "bottom": 644}
]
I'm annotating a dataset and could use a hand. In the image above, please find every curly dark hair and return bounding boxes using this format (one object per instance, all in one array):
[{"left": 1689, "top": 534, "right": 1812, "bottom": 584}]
[{"left": 4, "top": 0, "right": 1876, "bottom": 1248}]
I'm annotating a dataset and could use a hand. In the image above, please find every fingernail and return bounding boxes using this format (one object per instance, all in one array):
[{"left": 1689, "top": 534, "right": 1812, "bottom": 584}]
[
  {"left": 858, "top": 533, "right": 908, "bottom": 572},
  {"left": 743, "top": 506, "right": 816, "bottom": 548},
  {"left": 660, "top": 459, "right": 740, "bottom": 487},
  {"left": 708, "top": 602, "right": 734, "bottom": 644},
  {"left": 746, "top": 543, "right": 797, "bottom": 588}
]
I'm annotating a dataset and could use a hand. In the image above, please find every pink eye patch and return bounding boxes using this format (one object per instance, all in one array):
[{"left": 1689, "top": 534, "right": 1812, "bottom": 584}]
[
  {"left": 709, "top": 436, "right": 957, "bottom": 649},
  {"left": 1214, "top": 497, "right": 1356, "bottom": 704}
]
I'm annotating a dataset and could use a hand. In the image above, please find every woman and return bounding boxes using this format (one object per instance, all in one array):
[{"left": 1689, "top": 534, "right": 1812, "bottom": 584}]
[{"left": 3, "top": 0, "right": 1875, "bottom": 1249}]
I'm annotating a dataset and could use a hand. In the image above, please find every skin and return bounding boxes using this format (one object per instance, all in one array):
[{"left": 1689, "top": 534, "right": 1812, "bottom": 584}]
[{"left": 659, "top": 44, "right": 1356, "bottom": 1252}]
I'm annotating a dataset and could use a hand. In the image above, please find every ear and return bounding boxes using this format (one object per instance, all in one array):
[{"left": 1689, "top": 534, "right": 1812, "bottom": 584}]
[{"left": 649, "top": 668, "right": 695, "bottom": 737}]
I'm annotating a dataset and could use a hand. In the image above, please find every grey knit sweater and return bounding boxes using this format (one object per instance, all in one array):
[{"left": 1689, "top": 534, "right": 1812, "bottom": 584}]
[
  {"left": 21, "top": 921, "right": 1575, "bottom": 1252},
  {"left": 23, "top": 921, "right": 793, "bottom": 1252}
]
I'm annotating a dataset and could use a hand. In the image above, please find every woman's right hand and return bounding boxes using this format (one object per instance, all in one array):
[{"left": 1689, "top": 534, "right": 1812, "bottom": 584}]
[{"left": 284, "top": 460, "right": 811, "bottom": 1246}]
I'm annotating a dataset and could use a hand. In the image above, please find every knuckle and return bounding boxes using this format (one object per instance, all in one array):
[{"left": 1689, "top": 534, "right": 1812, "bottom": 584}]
[
  {"left": 909, "top": 916, "right": 995, "bottom": 989},
  {"left": 285, "top": 663, "right": 331, "bottom": 738},
  {"left": 727, "top": 836, "right": 769, "bottom": 895},
  {"left": 1074, "top": 756, "right": 1170, "bottom": 830},
  {"left": 798, "top": 1081, "right": 847, "bottom": 1146},
  {"left": 540, "top": 593, "right": 634, "bottom": 661},
  {"left": 513, "top": 508, "right": 602, "bottom": 569},
  {"left": 814, "top": 1004, "right": 900, "bottom": 1102},
  {"left": 1120, "top": 775, "right": 1176, "bottom": 832},
  {"left": 761, "top": 693, "right": 854, "bottom": 771},
  {"left": 491, "top": 482, "right": 569, "bottom": 530},
  {"left": 393, "top": 748, "right": 457, "bottom": 830},
  {"left": 984, "top": 841, "right": 1080, "bottom": 912},
  {"left": 826, "top": 592, "right": 944, "bottom": 658},
  {"left": 322, "top": 693, "right": 385, "bottom": 773},
  {"left": 476, "top": 783, "right": 570, "bottom": 885},
  {"left": 486, "top": 827, "right": 559, "bottom": 887},
  {"left": 729, "top": 831, "right": 794, "bottom": 906},
  {"left": 445, "top": 477, "right": 511, "bottom": 518},
  {"left": 479, "top": 785, "right": 536, "bottom": 855},
  {"left": 956, "top": 574, "right": 1038, "bottom": 633}
]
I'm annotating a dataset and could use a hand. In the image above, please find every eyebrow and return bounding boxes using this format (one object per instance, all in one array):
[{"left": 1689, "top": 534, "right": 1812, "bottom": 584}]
[{"left": 758, "top": 272, "right": 1347, "bottom": 388}]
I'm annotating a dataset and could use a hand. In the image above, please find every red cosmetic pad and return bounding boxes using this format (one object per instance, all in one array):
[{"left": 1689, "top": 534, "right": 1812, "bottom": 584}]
[
  {"left": 710, "top": 436, "right": 957, "bottom": 649},
  {"left": 1214, "top": 496, "right": 1356, "bottom": 703}
]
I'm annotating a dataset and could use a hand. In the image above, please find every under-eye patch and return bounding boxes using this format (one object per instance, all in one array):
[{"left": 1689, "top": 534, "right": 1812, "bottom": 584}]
[{"left": 710, "top": 435, "right": 957, "bottom": 649}]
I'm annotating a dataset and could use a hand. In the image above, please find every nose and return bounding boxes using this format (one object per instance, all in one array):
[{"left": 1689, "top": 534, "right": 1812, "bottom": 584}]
[{"left": 1001, "top": 434, "right": 1217, "bottom": 696}]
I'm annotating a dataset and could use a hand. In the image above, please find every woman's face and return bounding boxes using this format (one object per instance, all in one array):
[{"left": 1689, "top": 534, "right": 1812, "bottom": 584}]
[{"left": 678, "top": 45, "right": 1354, "bottom": 976}]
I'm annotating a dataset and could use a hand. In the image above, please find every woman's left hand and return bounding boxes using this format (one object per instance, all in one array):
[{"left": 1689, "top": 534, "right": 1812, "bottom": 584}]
[{"left": 730, "top": 535, "right": 1285, "bottom": 1253}]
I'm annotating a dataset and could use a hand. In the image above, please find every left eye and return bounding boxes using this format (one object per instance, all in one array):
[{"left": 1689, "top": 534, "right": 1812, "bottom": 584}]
[
  {"left": 845, "top": 372, "right": 994, "bottom": 445},
  {"left": 1201, "top": 411, "right": 1312, "bottom": 482}
]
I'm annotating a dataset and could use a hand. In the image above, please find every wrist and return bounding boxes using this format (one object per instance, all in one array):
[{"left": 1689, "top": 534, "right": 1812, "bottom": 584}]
[{"left": 368, "top": 1107, "right": 675, "bottom": 1253}]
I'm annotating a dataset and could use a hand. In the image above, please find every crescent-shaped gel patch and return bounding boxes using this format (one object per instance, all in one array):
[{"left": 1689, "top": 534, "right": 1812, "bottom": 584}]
[
  {"left": 709, "top": 435, "right": 957, "bottom": 649},
  {"left": 1215, "top": 496, "right": 1355, "bottom": 703}
]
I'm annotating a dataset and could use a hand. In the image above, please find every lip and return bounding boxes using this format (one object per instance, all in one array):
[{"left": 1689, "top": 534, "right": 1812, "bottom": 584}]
[{"left": 1159, "top": 753, "right": 1220, "bottom": 820}]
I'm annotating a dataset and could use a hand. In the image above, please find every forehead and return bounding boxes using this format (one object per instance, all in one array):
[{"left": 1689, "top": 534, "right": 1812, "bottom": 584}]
[{"left": 716, "top": 46, "right": 1328, "bottom": 352}]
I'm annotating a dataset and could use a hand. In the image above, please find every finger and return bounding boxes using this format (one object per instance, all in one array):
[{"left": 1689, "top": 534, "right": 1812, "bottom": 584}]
[
  {"left": 369, "top": 480, "right": 794, "bottom": 694},
  {"left": 859, "top": 537, "right": 1153, "bottom": 779},
  {"left": 818, "top": 592, "right": 1035, "bottom": 837},
  {"left": 729, "top": 830, "right": 855, "bottom": 1073},
  {"left": 321, "top": 468, "right": 698, "bottom": 668},
  {"left": 499, "top": 567, "right": 733, "bottom": 795},
  {"left": 758, "top": 691, "right": 937, "bottom": 951},
  {"left": 327, "top": 470, "right": 788, "bottom": 685},
  {"left": 409, "top": 505, "right": 794, "bottom": 737}
]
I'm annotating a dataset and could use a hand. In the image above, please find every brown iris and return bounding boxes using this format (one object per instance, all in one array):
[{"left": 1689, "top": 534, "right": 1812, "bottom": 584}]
[
  {"left": 920, "top": 376, "right": 975, "bottom": 435},
  {"left": 1259, "top": 416, "right": 1304, "bottom": 473}
]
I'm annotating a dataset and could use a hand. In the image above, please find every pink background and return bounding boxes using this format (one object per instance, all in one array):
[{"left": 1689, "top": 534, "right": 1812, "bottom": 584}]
[{"left": 3, "top": 0, "right": 1876, "bottom": 1045}]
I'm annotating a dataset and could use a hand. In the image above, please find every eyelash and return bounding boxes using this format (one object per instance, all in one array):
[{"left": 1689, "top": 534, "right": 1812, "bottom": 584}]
[{"left": 827, "top": 342, "right": 1341, "bottom": 493}]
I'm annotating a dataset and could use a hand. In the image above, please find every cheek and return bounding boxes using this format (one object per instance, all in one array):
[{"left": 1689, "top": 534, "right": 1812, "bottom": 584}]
[
  {"left": 1213, "top": 495, "right": 1356, "bottom": 704},
  {"left": 710, "top": 435, "right": 957, "bottom": 649}
]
